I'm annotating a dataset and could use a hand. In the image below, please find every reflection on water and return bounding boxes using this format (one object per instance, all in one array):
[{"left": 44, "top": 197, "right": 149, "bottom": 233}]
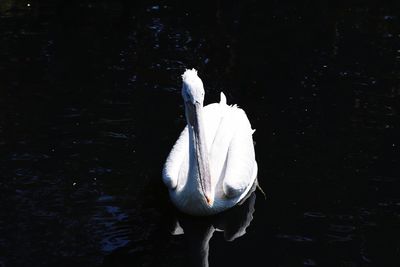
[
  {"left": 1, "top": 0, "right": 399, "bottom": 267},
  {"left": 170, "top": 191, "right": 256, "bottom": 267}
]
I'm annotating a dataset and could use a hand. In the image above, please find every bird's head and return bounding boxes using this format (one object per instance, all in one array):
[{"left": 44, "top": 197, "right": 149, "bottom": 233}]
[{"left": 181, "top": 68, "right": 205, "bottom": 106}]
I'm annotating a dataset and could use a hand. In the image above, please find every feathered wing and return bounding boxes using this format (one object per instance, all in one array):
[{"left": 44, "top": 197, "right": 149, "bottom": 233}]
[
  {"left": 207, "top": 93, "right": 235, "bottom": 190},
  {"left": 208, "top": 93, "right": 257, "bottom": 199},
  {"left": 222, "top": 115, "right": 256, "bottom": 198},
  {"left": 162, "top": 126, "right": 189, "bottom": 189}
]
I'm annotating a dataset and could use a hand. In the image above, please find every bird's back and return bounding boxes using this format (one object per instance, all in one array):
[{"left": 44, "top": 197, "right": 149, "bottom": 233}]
[{"left": 203, "top": 94, "right": 256, "bottom": 203}]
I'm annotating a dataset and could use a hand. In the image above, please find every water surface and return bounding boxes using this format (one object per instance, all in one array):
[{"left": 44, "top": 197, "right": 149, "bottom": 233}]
[{"left": 0, "top": 1, "right": 399, "bottom": 266}]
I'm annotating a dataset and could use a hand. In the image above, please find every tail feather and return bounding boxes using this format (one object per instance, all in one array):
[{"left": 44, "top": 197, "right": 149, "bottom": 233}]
[{"left": 220, "top": 92, "right": 227, "bottom": 105}]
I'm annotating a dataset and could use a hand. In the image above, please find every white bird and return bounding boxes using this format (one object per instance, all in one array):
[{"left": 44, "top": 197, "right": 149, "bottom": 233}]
[{"left": 162, "top": 69, "right": 258, "bottom": 216}]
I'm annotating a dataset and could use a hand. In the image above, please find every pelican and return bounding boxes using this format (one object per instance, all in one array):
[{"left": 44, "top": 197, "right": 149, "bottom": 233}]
[{"left": 162, "top": 69, "right": 258, "bottom": 216}]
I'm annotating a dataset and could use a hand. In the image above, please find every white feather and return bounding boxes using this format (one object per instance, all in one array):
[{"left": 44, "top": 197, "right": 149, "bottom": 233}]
[{"left": 163, "top": 71, "right": 258, "bottom": 216}]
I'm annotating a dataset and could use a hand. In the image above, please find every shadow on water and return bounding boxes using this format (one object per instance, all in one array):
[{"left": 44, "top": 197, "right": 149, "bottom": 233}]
[
  {"left": 168, "top": 190, "right": 256, "bottom": 267},
  {"left": 1, "top": 0, "right": 400, "bottom": 267},
  {"left": 102, "top": 189, "right": 257, "bottom": 267}
]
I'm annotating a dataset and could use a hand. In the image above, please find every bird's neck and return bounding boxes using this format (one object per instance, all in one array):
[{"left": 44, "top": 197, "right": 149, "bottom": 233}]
[{"left": 188, "top": 106, "right": 212, "bottom": 199}]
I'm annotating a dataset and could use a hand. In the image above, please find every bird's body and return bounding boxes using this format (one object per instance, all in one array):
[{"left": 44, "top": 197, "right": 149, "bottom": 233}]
[{"left": 163, "top": 69, "right": 257, "bottom": 216}]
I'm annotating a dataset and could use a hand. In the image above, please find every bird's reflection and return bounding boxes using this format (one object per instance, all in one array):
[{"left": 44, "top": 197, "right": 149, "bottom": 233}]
[{"left": 168, "top": 187, "right": 257, "bottom": 267}]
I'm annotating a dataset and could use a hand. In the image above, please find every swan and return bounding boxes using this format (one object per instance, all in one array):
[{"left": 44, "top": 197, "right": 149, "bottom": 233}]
[{"left": 162, "top": 69, "right": 258, "bottom": 216}]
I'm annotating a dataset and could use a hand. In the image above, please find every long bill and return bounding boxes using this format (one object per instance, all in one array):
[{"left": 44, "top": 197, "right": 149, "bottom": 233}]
[{"left": 186, "top": 101, "right": 213, "bottom": 206}]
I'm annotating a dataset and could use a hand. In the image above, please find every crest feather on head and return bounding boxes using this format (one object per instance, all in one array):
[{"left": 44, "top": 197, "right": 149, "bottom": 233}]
[{"left": 182, "top": 68, "right": 198, "bottom": 82}]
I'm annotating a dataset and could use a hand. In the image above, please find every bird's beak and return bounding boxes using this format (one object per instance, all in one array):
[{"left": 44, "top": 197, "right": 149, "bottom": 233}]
[
  {"left": 185, "top": 101, "right": 197, "bottom": 127},
  {"left": 185, "top": 101, "right": 213, "bottom": 206}
]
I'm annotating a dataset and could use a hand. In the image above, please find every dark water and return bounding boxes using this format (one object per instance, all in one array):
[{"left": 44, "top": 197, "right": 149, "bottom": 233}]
[{"left": 1, "top": 1, "right": 399, "bottom": 266}]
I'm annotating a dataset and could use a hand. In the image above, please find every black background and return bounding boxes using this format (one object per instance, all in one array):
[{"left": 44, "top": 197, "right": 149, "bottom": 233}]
[{"left": 0, "top": 1, "right": 399, "bottom": 266}]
